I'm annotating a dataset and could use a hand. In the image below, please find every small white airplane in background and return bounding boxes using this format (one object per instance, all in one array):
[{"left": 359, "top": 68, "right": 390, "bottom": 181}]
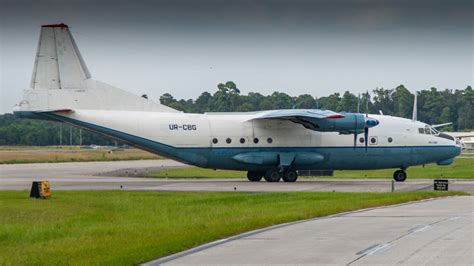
[{"left": 14, "top": 24, "right": 463, "bottom": 182}]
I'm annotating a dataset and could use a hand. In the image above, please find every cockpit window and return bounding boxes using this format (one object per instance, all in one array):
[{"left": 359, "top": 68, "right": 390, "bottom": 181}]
[{"left": 419, "top": 126, "right": 439, "bottom": 135}]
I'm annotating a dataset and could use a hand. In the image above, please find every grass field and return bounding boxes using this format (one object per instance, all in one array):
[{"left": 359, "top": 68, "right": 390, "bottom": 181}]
[
  {"left": 0, "top": 190, "right": 465, "bottom": 265},
  {"left": 147, "top": 157, "right": 474, "bottom": 179},
  {"left": 0, "top": 146, "right": 162, "bottom": 164}
]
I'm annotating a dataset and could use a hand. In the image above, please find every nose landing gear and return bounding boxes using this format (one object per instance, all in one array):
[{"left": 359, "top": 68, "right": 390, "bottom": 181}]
[{"left": 393, "top": 169, "right": 407, "bottom": 182}]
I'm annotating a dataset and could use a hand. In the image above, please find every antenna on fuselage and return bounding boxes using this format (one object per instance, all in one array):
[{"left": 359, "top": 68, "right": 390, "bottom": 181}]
[{"left": 412, "top": 93, "right": 418, "bottom": 121}]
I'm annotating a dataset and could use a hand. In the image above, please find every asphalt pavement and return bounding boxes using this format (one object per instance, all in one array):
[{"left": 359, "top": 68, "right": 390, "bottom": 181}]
[{"left": 1, "top": 160, "right": 473, "bottom": 194}]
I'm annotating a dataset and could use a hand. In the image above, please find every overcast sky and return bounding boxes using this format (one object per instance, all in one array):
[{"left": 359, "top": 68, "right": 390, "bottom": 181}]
[{"left": 1, "top": 0, "right": 472, "bottom": 113}]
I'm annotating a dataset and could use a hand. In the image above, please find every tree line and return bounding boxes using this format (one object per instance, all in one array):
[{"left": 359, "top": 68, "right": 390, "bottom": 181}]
[
  {"left": 0, "top": 83, "right": 472, "bottom": 146},
  {"left": 161, "top": 82, "right": 472, "bottom": 131}
]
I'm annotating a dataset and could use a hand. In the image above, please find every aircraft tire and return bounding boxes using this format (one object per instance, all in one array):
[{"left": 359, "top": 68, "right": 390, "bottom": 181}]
[
  {"left": 393, "top": 170, "right": 407, "bottom": 182},
  {"left": 264, "top": 169, "right": 281, "bottom": 182},
  {"left": 282, "top": 170, "right": 298, "bottom": 182},
  {"left": 247, "top": 171, "right": 264, "bottom": 182}
]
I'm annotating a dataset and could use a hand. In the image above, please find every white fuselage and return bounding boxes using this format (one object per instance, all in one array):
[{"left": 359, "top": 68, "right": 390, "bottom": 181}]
[{"left": 50, "top": 109, "right": 460, "bottom": 171}]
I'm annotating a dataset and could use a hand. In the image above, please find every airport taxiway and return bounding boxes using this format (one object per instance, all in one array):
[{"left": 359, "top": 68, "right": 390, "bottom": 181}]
[
  {"left": 149, "top": 196, "right": 474, "bottom": 265},
  {"left": 1, "top": 160, "right": 474, "bottom": 193}
]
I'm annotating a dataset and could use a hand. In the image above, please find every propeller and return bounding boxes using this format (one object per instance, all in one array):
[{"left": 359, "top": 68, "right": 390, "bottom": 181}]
[
  {"left": 363, "top": 91, "right": 379, "bottom": 152},
  {"left": 353, "top": 94, "right": 361, "bottom": 150},
  {"left": 352, "top": 92, "right": 379, "bottom": 151},
  {"left": 365, "top": 92, "right": 369, "bottom": 151}
]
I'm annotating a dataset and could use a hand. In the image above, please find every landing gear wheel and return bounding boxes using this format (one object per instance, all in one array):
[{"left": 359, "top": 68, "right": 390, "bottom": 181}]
[
  {"left": 393, "top": 170, "right": 407, "bottom": 182},
  {"left": 264, "top": 169, "right": 281, "bottom": 182},
  {"left": 282, "top": 170, "right": 298, "bottom": 182},
  {"left": 247, "top": 171, "right": 264, "bottom": 182}
]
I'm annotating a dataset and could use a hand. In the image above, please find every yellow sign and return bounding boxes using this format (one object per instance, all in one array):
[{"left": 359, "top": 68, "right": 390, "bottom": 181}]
[
  {"left": 30, "top": 181, "right": 51, "bottom": 199},
  {"left": 40, "top": 181, "right": 51, "bottom": 198}
]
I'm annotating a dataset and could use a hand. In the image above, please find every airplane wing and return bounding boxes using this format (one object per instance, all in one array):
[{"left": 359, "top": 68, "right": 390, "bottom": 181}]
[
  {"left": 248, "top": 109, "right": 368, "bottom": 133},
  {"left": 252, "top": 109, "right": 345, "bottom": 120}
]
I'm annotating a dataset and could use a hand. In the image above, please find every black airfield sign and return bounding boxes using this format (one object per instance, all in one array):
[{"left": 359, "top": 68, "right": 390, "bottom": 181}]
[{"left": 434, "top": 179, "right": 449, "bottom": 191}]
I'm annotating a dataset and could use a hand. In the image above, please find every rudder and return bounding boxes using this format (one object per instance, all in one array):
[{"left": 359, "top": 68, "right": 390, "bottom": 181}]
[{"left": 31, "top": 23, "right": 91, "bottom": 90}]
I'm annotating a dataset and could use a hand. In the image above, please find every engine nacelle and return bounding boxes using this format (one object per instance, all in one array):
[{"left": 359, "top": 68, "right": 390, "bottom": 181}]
[{"left": 313, "top": 113, "right": 367, "bottom": 134}]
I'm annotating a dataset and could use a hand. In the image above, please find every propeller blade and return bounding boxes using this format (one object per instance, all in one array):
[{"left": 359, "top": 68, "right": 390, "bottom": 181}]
[
  {"left": 357, "top": 94, "right": 361, "bottom": 113},
  {"left": 353, "top": 133, "right": 357, "bottom": 150},
  {"left": 364, "top": 127, "right": 369, "bottom": 152},
  {"left": 365, "top": 91, "right": 369, "bottom": 117}
]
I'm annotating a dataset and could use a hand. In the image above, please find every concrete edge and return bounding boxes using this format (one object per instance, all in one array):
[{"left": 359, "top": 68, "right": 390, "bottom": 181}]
[{"left": 141, "top": 195, "right": 467, "bottom": 265}]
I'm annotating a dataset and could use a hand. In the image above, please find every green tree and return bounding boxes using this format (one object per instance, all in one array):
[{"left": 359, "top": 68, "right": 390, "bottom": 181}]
[
  {"left": 295, "top": 94, "right": 317, "bottom": 109},
  {"left": 338, "top": 91, "right": 358, "bottom": 113},
  {"left": 392, "top": 85, "right": 414, "bottom": 118}
]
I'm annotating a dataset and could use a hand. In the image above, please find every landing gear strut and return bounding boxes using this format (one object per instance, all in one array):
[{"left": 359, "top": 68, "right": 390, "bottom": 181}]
[
  {"left": 264, "top": 169, "right": 281, "bottom": 182},
  {"left": 393, "top": 169, "right": 407, "bottom": 182},
  {"left": 247, "top": 171, "right": 264, "bottom": 182}
]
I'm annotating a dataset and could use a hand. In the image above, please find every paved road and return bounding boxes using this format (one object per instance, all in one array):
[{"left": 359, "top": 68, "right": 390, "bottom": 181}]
[
  {"left": 147, "top": 196, "right": 474, "bottom": 265},
  {"left": 1, "top": 160, "right": 474, "bottom": 194},
  {"left": 0, "top": 160, "right": 184, "bottom": 190}
]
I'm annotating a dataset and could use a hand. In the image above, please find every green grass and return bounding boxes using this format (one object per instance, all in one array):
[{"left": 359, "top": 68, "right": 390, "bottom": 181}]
[
  {"left": 148, "top": 167, "right": 247, "bottom": 179},
  {"left": 0, "top": 191, "right": 465, "bottom": 265},
  {"left": 147, "top": 158, "right": 474, "bottom": 179},
  {"left": 0, "top": 146, "right": 162, "bottom": 164}
]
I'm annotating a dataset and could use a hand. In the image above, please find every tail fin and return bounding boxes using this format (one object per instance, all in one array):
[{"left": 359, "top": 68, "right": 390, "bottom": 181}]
[
  {"left": 31, "top": 23, "right": 90, "bottom": 90},
  {"left": 15, "top": 23, "right": 178, "bottom": 114}
]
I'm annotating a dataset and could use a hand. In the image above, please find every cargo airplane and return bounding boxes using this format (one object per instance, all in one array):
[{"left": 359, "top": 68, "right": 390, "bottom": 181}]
[{"left": 14, "top": 24, "right": 463, "bottom": 182}]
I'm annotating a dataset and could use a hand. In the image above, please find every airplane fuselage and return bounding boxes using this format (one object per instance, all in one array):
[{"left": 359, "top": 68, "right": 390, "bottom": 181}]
[
  {"left": 30, "top": 110, "right": 461, "bottom": 172},
  {"left": 13, "top": 24, "right": 463, "bottom": 182}
]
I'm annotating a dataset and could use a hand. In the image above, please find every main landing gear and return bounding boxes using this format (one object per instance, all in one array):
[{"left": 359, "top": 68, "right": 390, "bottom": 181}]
[
  {"left": 247, "top": 169, "right": 298, "bottom": 182},
  {"left": 247, "top": 171, "right": 264, "bottom": 182},
  {"left": 393, "top": 169, "right": 407, "bottom": 182}
]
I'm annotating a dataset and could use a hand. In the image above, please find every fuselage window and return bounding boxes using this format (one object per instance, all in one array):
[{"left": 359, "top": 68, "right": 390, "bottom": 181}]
[
  {"left": 212, "top": 138, "right": 218, "bottom": 144},
  {"left": 240, "top": 138, "right": 245, "bottom": 144},
  {"left": 226, "top": 138, "right": 232, "bottom": 144},
  {"left": 370, "top": 137, "right": 377, "bottom": 144},
  {"left": 388, "top": 137, "right": 393, "bottom": 143},
  {"left": 418, "top": 128, "right": 424, "bottom": 134},
  {"left": 253, "top": 138, "right": 259, "bottom": 144},
  {"left": 359, "top": 137, "right": 364, "bottom": 143},
  {"left": 267, "top": 137, "right": 273, "bottom": 144}
]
